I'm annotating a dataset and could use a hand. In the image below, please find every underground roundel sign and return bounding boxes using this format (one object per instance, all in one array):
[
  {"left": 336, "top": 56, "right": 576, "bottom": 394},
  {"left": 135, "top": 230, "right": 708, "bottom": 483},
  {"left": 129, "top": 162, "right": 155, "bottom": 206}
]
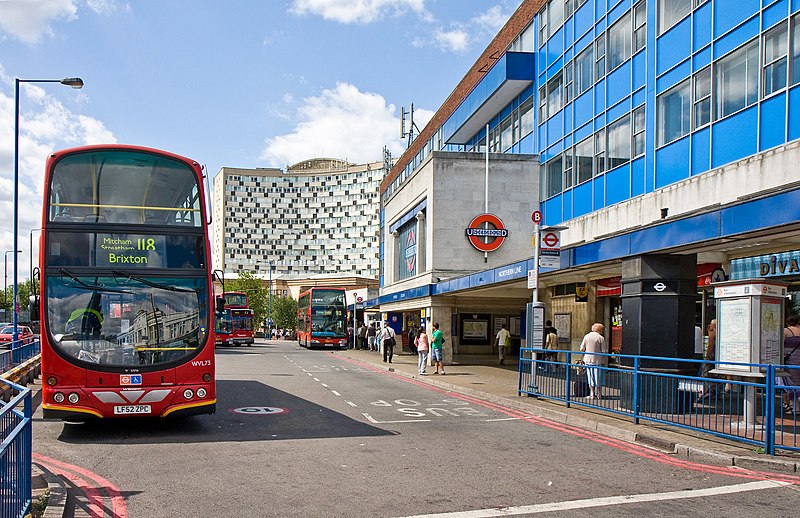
[{"left": 465, "top": 213, "right": 508, "bottom": 253}]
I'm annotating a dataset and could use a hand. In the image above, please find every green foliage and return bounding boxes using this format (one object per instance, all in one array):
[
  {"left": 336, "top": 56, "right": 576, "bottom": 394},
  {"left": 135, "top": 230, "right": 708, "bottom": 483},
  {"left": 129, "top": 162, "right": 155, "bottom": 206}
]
[
  {"left": 2, "top": 278, "right": 39, "bottom": 315},
  {"left": 272, "top": 295, "right": 298, "bottom": 330}
]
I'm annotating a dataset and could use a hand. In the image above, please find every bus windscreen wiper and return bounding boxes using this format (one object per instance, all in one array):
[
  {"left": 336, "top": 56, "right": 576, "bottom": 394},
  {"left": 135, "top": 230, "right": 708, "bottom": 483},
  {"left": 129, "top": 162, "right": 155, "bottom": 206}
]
[
  {"left": 60, "top": 268, "right": 134, "bottom": 294},
  {"left": 113, "top": 270, "right": 197, "bottom": 293}
]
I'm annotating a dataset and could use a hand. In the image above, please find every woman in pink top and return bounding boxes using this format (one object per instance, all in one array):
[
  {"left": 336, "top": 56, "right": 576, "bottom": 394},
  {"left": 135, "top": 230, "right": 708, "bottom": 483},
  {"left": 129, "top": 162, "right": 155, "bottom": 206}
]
[{"left": 415, "top": 327, "right": 430, "bottom": 375}]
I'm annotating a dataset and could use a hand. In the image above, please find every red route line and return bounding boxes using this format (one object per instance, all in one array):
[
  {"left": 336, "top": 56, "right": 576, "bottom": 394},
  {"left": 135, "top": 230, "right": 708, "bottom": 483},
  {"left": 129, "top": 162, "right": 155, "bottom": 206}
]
[
  {"left": 331, "top": 353, "right": 800, "bottom": 485},
  {"left": 33, "top": 453, "right": 129, "bottom": 518}
]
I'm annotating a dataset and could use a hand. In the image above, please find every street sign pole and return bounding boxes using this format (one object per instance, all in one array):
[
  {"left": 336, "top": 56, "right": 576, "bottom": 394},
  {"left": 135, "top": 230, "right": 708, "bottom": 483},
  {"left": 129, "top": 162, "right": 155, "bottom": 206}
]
[
  {"left": 527, "top": 211, "right": 546, "bottom": 385},
  {"left": 353, "top": 292, "right": 358, "bottom": 349}
]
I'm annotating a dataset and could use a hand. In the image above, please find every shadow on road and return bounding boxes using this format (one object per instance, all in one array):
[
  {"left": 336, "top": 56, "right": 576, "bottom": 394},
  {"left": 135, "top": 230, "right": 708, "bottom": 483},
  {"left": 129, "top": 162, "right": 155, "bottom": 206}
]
[{"left": 55, "top": 379, "right": 395, "bottom": 444}]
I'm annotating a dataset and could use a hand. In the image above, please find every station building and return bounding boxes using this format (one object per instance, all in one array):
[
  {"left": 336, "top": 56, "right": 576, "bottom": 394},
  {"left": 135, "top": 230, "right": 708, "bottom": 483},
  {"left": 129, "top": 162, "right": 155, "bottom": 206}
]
[{"left": 373, "top": 0, "right": 800, "bottom": 364}]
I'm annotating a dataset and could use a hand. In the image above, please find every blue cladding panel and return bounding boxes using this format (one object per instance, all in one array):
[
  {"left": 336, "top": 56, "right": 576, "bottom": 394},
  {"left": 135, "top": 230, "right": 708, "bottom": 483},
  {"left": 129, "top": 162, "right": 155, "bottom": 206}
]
[
  {"left": 544, "top": 195, "right": 563, "bottom": 226},
  {"left": 694, "top": 2, "right": 713, "bottom": 49},
  {"left": 605, "top": 164, "right": 631, "bottom": 206},
  {"left": 573, "top": 181, "right": 592, "bottom": 217},
  {"left": 574, "top": 25, "right": 594, "bottom": 54},
  {"left": 539, "top": 125, "right": 547, "bottom": 152},
  {"left": 760, "top": 92, "right": 787, "bottom": 151},
  {"left": 574, "top": 234, "right": 630, "bottom": 265},
  {"left": 548, "top": 28, "right": 565, "bottom": 69},
  {"left": 790, "top": 86, "right": 800, "bottom": 141},
  {"left": 564, "top": 103, "right": 574, "bottom": 134},
  {"left": 693, "top": 47, "right": 712, "bottom": 71},
  {"left": 519, "top": 132, "right": 534, "bottom": 154},
  {"left": 563, "top": 189, "right": 573, "bottom": 220},
  {"left": 574, "top": 2, "right": 594, "bottom": 43},
  {"left": 691, "top": 127, "right": 711, "bottom": 176},
  {"left": 574, "top": 90, "right": 593, "bottom": 128},
  {"left": 607, "top": 61, "right": 631, "bottom": 108},
  {"left": 606, "top": 97, "right": 630, "bottom": 124},
  {"left": 711, "top": 106, "right": 758, "bottom": 168},
  {"left": 574, "top": 120, "right": 593, "bottom": 142},
  {"left": 632, "top": 52, "right": 646, "bottom": 90},
  {"left": 714, "top": 16, "right": 759, "bottom": 58},
  {"left": 722, "top": 188, "right": 800, "bottom": 235},
  {"left": 593, "top": 174, "right": 606, "bottom": 210},
  {"left": 657, "top": 18, "right": 692, "bottom": 75},
  {"left": 655, "top": 136, "right": 690, "bottom": 189},
  {"left": 632, "top": 86, "right": 646, "bottom": 107},
  {"left": 795, "top": 0, "right": 800, "bottom": 14},
  {"left": 595, "top": 79, "right": 606, "bottom": 112},
  {"left": 631, "top": 157, "right": 645, "bottom": 196},
  {"left": 714, "top": 0, "right": 760, "bottom": 37},
  {"left": 763, "top": 0, "right": 789, "bottom": 30},
  {"left": 547, "top": 112, "right": 564, "bottom": 147},
  {"left": 656, "top": 60, "right": 691, "bottom": 94},
  {"left": 595, "top": 0, "right": 607, "bottom": 19},
  {"left": 630, "top": 212, "right": 720, "bottom": 254}
]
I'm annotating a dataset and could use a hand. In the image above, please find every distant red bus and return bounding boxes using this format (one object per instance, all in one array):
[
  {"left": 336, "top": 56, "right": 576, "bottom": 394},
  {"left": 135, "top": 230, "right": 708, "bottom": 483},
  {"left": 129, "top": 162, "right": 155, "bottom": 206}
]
[
  {"left": 215, "top": 292, "right": 254, "bottom": 346},
  {"left": 39, "top": 145, "right": 216, "bottom": 419},
  {"left": 296, "top": 288, "right": 348, "bottom": 349}
]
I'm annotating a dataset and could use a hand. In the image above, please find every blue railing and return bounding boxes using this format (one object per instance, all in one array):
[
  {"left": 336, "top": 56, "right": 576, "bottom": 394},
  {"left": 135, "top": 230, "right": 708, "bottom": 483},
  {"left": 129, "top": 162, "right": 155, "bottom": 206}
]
[
  {"left": 1, "top": 338, "right": 40, "bottom": 372},
  {"left": 519, "top": 348, "right": 800, "bottom": 455},
  {"left": 0, "top": 378, "right": 33, "bottom": 518}
]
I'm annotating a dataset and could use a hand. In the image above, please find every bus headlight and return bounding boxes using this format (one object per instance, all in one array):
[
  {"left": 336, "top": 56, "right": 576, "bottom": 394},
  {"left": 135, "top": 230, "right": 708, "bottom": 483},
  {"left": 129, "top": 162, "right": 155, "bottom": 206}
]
[
  {"left": 183, "top": 389, "right": 194, "bottom": 399},
  {"left": 68, "top": 392, "right": 80, "bottom": 404},
  {"left": 53, "top": 392, "right": 65, "bottom": 403},
  {"left": 197, "top": 388, "right": 207, "bottom": 398},
  {"left": 47, "top": 376, "right": 58, "bottom": 386},
  {"left": 202, "top": 373, "right": 212, "bottom": 382}
]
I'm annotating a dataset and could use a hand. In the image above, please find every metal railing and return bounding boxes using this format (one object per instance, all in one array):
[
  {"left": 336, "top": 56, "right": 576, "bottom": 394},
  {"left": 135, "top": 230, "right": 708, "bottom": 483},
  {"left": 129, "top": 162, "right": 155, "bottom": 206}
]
[
  {"left": 519, "top": 348, "right": 800, "bottom": 455},
  {"left": 0, "top": 378, "right": 33, "bottom": 518},
  {"left": 1, "top": 338, "right": 40, "bottom": 372}
]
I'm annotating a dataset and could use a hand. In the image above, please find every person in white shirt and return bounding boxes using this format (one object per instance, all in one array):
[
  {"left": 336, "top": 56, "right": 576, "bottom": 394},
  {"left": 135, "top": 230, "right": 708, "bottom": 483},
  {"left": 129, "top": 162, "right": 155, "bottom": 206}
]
[
  {"left": 579, "top": 323, "right": 607, "bottom": 399},
  {"left": 495, "top": 323, "right": 511, "bottom": 365},
  {"left": 379, "top": 322, "right": 397, "bottom": 363}
]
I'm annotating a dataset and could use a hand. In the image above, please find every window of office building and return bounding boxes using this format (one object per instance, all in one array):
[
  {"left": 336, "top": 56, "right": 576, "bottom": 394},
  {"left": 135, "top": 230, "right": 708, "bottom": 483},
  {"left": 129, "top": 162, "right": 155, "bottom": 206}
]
[
  {"left": 715, "top": 40, "right": 758, "bottom": 119},
  {"left": 500, "top": 114, "right": 514, "bottom": 152},
  {"left": 596, "top": 35, "right": 606, "bottom": 79},
  {"left": 607, "top": 114, "right": 631, "bottom": 170},
  {"left": 693, "top": 67, "right": 711, "bottom": 129},
  {"left": 547, "top": 73, "right": 563, "bottom": 118},
  {"left": 510, "top": 22, "right": 534, "bottom": 52},
  {"left": 575, "top": 137, "right": 593, "bottom": 184},
  {"left": 793, "top": 15, "right": 800, "bottom": 85},
  {"left": 564, "top": 62, "right": 574, "bottom": 104},
  {"left": 633, "top": 105, "right": 646, "bottom": 157},
  {"left": 575, "top": 46, "right": 594, "bottom": 95},
  {"left": 520, "top": 97, "right": 534, "bottom": 139},
  {"left": 657, "top": 79, "right": 691, "bottom": 146},
  {"left": 595, "top": 128, "right": 606, "bottom": 175},
  {"left": 658, "top": 0, "right": 690, "bottom": 35},
  {"left": 608, "top": 12, "right": 632, "bottom": 71},
  {"left": 763, "top": 23, "right": 788, "bottom": 97},
  {"left": 545, "top": 155, "right": 563, "bottom": 197},
  {"left": 563, "top": 148, "right": 574, "bottom": 189},
  {"left": 634, "top": 1, "right": 647, "bottom": 52}
]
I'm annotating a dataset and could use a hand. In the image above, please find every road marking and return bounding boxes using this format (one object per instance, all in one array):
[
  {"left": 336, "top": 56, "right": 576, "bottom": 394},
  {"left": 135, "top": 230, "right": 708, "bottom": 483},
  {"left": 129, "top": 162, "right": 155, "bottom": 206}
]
[
  {"left": 363, "top": 412, "right": 431, "bottom": 424},
  {"left": 321, "top": 383, "right": 329, "bottom": 388},
  {"left": 400, "top": 480, "right": 791, "bottom": 518},
  {"left": 313, "top": 377, "right": 320, "bottom": 382},
  {"left": 346, "top": 400, "right": 358, "bottom": 407},
  {"left": 331, "top": 390, "right": 341, "bottom": 396},
  {"left": 484, "top": 417, "right": 521, "bottom": 422}
]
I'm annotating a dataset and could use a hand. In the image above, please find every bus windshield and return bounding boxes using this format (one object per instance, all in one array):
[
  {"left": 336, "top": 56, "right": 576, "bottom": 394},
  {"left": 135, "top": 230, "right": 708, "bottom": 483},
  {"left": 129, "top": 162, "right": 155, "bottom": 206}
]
[
  {"left": 48, "top": 149, "right": 202, "bottom": 226},
  {"left": 224, "top": 293, "right": 248, "bottom": 307},
  {"left": 230, "top": 311, "right": 253, "bottom": 331},
  {"left": 46, "top": 275, "right": 208, "bottom": 368},
  {"left": 310, "top": 290, "right": 346, "bottom": 338}
]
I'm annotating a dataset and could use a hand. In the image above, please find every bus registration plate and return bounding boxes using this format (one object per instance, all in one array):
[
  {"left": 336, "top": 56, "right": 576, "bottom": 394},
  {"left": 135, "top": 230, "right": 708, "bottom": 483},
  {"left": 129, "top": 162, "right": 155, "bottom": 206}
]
[{"left": 114, "top": 405, "right": 152, "bottom": 415}]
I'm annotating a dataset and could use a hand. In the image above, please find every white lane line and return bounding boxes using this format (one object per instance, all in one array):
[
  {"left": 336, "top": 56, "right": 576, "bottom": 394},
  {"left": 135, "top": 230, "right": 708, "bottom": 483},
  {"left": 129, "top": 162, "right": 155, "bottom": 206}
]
[
  {"left": 346, "top": 400, "right": 358, "bottom": 407},
  {"left": 331, "top": 390, "right": 341, "bottom": 396},
  {"left": 321, "top": 383, "right": 329, "bottom": 388},
  {"left": 484, "top": 417, "right": 521, "bottom": 422},
  {"left": 313, "top": 377, "right": 320, "bottom": 382},
  {"left": 399, "top": 480, "right": 791, "bottom": 518},
  {"left": 363, "top": 413, "right": 431, "bottom": 424}
]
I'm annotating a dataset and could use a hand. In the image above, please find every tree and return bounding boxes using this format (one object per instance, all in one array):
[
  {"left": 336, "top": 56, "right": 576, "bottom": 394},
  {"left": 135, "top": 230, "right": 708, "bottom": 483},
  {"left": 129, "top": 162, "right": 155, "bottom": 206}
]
[
  {"left": 224, "top": 271, "right": 269, "bottom": 330},
  {"left": 272, "top": 295, "right": 298, "bottom": 330}
]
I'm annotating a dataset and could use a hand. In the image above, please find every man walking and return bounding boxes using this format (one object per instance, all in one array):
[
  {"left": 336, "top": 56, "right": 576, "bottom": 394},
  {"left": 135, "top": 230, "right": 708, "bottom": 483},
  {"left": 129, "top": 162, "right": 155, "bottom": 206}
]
[
  {"left": 580, "top": 323, "right": 607, "bottom": 399},
  {"left": 380, "top": 322, "right": 396, "bottom": 363},
  {"left": 495, "top": 323, "right": 511, "bottom": 366}
]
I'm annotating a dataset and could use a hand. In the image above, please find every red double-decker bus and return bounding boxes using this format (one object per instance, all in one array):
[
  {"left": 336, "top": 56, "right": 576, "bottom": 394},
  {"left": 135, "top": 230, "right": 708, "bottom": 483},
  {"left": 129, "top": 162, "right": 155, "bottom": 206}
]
[
  {"left": 215, "top": 291, "right": 254, "bottom": 346},
  {"left": 39, "top": 144, "right": 215, "bottom": 419},
  {"left": 296, "top": 288, "right": 348, "bottom": 349}
]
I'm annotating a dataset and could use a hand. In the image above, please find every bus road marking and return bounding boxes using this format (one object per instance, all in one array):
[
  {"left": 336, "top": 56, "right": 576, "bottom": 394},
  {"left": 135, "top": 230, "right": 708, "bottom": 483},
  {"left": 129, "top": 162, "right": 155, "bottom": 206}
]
[
  {"left": 399, "top": 480, "right": 792, "bottom": 517},
  {"left": 363, "top": 412, "right": 431, "bottom": 424}
]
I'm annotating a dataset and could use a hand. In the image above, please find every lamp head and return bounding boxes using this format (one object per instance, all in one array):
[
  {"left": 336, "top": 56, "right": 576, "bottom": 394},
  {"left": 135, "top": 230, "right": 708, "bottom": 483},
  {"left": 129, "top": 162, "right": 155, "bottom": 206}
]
[{"left": 61, "top": 77, "right": 84, "bottom": 89}]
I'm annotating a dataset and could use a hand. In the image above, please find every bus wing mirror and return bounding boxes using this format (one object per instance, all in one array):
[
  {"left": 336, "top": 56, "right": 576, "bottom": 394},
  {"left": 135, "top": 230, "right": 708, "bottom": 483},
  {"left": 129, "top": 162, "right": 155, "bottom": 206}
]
[
  {"left": 215, "top": 296, "right": 225, "bottom": 313},
  {"left": 29, "top": 295, "right": 40, "bottom": 322}
]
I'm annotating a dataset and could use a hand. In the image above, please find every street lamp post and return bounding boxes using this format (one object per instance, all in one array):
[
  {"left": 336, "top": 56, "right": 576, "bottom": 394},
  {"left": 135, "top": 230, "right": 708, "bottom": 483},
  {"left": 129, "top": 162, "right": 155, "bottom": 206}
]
[
  {"left": 257, "top": 259, "right": 273, "bottom": 336},
  {"left": 13, "top": 77, "right": 83, "bottom": 342},
  {"left": 4, "top": 250, "right": 21, "bottom": 315}
]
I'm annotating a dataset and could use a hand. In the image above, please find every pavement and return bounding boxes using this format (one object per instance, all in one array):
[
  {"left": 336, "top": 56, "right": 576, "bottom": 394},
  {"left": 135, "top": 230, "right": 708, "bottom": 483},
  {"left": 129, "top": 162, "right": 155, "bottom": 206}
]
[{"left": 335, "top": 346, "right": 800, "bottom": 475}]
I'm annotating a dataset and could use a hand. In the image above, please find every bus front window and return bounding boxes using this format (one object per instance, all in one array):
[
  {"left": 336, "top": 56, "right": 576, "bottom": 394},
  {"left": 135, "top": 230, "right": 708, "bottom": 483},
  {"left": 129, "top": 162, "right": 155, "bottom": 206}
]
[{"left": 46, "top": 275, "right": 207, "bottom": 368}]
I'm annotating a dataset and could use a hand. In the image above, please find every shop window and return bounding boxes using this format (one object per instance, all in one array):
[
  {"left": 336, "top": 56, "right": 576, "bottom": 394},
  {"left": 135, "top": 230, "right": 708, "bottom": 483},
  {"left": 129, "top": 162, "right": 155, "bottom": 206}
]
[
  {"left": 657, "top": 78, "right": 691, "bottom": 146},
  {"left": 552, "top": 282, "right": 579, "bottom": 296},
  {"left": 763, "top": 23, "right": 788, "bottom": 97},
  {"left": 715, "top": 40, "right": 759, "bottom": 120}
]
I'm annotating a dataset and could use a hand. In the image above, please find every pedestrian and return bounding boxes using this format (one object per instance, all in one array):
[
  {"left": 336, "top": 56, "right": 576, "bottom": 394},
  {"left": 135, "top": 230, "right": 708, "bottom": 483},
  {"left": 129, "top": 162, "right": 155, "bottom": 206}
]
[
  {"left": 367, "top": 322, "right": 377, "bottom": 351},
  {"left": 408, "top": 324, "right": 417, "bottom": 355},
  {"left": 541, "top": 320, "right": 557, "bottom": 362},
  {"left": 579, "top": 323, "right": 607, "bottom": 399},
  {"left": 415, "top": 327, "right": 429, "bottom": 375},
  {"left": 698, "top": 319, "right": 717, "bottom": 402},
  {"left": 380, "top": 322, "right": 396, "bottom": 363},
  {"left": 495, "top": 323, "right": 511, "bottom": 366},
  {"left": 431, "top": 322, "right": 446, "bottom": 375},
  {"left": 358, "top": 322, "right": 368, "bottom": 350},
  {"left": 544, "top": 328, "right": 558, "bottom": 373}
]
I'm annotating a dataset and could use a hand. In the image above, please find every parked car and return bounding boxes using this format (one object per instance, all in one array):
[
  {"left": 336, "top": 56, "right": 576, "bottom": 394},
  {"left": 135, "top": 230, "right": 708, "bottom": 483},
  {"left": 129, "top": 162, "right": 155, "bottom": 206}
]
[{"left": 0, "top": 325, "right": 34, "bottom": 348}]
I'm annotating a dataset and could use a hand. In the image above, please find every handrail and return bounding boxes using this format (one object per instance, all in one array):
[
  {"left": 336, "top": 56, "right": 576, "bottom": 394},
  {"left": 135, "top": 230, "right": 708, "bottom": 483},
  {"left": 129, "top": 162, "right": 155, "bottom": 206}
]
[{"left": 0, "top": 377, "right": 34, "bottom": 517}]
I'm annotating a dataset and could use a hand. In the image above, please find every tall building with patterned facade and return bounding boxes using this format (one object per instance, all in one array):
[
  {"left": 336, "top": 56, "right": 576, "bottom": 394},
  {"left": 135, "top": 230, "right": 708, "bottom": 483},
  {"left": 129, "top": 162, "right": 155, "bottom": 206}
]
[{"left": 213, "top": 158, "right": 386, "bottom": 280}]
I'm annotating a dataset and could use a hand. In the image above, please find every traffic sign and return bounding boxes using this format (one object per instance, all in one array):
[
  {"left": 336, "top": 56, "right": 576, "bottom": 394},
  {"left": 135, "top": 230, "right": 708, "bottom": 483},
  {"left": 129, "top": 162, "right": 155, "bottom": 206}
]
[
  {"left": 542, "top": 231, "right": 560, "bottom": 249},
  {"left": 531, "top": 210, "right": 543, "bottom": 224},
  {"left": 527, "top": 270, "right": 536, "bottom": 288},
  {"left": 539, "top": 255, "right": 560, "bottom": 268},
  {"left": 357, "top": 296, "right": 363, "bottom": 303}
]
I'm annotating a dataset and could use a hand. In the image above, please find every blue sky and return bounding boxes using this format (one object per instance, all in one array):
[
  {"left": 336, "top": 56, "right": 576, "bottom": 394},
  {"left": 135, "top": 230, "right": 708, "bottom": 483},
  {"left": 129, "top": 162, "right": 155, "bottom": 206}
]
[{"left": 0, "top": 0, "right": 517, "bottom": 278}]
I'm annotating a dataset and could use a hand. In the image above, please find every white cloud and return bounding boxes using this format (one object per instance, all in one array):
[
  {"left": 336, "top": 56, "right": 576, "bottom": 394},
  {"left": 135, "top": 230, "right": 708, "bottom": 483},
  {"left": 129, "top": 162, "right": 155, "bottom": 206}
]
[
  {"left": 0, "top": 0, "right": 77, "bottom": 44},
  {"left": 432, "top": 27, "right": 469, "bottom": 53},
  {"left": 261, "top": 82, "right": 422, "bottom": 167},
  {"left": 0, "top": 73, "right": 116, "bottom": 279},
  {"left": 473, "top": 5, "right": 509, "bottom": 34},
  {"left": 290, "top": 0, "right": 429, "bottom": 24}
]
